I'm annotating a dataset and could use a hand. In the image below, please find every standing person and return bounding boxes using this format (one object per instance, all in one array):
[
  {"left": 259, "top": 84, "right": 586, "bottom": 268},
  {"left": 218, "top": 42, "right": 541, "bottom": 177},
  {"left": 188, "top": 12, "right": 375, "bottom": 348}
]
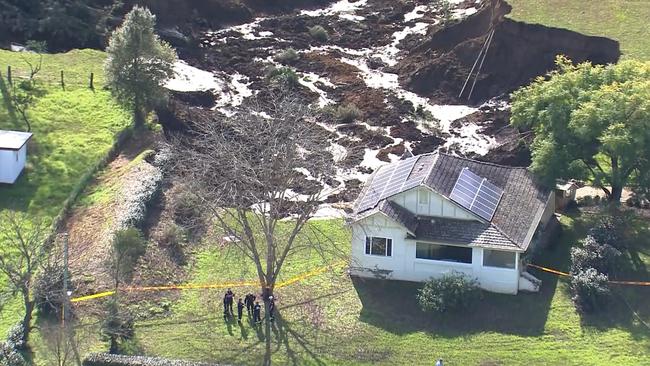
[
  {"left": 237, "top": 298, "right": 244, "bottom": 323},
  {"left": 244, "top": 293, "right": 255, "bottom": 316},
  {"left": 267, "top": 295, "right": 276, "bottom": 322},
  {"left": 435, "top": 359, "right": 443, "bottom": 366},
  {"left": 224, "top": 288, "right": 234, "bottom": 316},
  {"left": 222, "top": 292, "right": 229, "bottom": 319},
  {"left": 253, "top": 301, "right": 262, "bottom": 324}
]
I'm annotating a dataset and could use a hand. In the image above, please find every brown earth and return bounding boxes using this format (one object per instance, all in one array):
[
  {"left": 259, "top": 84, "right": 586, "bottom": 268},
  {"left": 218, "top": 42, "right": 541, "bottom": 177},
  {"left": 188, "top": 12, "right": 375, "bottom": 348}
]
[{"left": 396, "top": 0, "right": 621, "bottom": 104}]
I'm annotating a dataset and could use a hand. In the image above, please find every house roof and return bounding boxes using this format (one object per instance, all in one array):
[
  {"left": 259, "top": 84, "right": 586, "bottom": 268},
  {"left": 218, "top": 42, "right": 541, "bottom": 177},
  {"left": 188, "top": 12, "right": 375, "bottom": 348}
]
[
  {"left": 415, "top": 217, "right": 519, "bottom": 250},
  {"left": 352, "top": 152, "right": 552, "bottom": 251},
  {"left": 0, "top": 130, "right": 32, "bottom": 150}
]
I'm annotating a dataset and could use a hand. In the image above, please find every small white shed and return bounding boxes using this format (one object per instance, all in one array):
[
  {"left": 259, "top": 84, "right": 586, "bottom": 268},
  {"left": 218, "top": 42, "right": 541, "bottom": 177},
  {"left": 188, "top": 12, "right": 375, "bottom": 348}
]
[{"left": 0, "top": 130, "right": 33, "bottom": 184}]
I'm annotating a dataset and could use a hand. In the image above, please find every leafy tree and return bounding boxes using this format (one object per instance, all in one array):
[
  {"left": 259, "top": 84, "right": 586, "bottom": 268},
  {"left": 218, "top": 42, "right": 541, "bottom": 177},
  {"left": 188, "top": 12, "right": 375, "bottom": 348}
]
[
  {"left": 0, "top": 211, "right": 49, "bottom": 346},
  {"left": 511, "top": 57, "right": 650, "bottom": 202},
  {"left": 105, "top": 6, "right": 176, "bottom": 128}
]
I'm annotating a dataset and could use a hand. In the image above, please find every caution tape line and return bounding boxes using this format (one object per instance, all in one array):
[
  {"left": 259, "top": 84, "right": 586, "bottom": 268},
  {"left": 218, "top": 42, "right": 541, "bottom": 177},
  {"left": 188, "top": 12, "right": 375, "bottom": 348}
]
[
  {"left": 527, "top": 264, "right": 650, "bottom": 286},
  {"left": 71, "top": 261, "right": 345, "bottom": 303}
]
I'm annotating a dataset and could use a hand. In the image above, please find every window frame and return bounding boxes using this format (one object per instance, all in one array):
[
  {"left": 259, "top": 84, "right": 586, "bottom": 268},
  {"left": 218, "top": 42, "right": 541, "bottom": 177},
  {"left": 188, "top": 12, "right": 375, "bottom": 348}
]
[
  {"left": 482, "top": 249, "right": 517, "bottom": 269},
  {"left": 414, "top": 241, "right": 473, "bottom": 265},
  {"left": 364, "top": 236, "right": 393, "bottom": 257},
  {"left": 418, "top": 189, "right": 430, "bottom": 205}
]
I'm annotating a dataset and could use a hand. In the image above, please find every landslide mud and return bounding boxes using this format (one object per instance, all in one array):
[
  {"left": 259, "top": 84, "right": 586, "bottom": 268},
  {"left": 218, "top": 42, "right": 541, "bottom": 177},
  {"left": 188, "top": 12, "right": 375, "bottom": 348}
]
[{"left": 397, "top": 0, "right": 621, "bottom": 104}]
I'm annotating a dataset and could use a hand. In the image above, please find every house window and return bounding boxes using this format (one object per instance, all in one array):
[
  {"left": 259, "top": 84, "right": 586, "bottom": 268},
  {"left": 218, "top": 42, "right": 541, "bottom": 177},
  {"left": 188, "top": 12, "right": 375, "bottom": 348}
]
[
  {"left": 483, "top": 249, "right": 516, "bottom": 269},
  {"left": 415, "top": 242, "right": 472, "bottom": 264},
  {"left": 419, "top": 189, "right": 429, "bottom": 205},
  {"left": 365, "top": 237, "right": 392, "bottom": 257}
]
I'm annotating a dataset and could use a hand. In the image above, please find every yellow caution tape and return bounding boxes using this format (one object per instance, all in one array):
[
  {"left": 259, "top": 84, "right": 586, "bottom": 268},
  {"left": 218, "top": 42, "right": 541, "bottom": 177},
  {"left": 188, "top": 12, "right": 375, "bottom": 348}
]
[
  {"left": 528, "top": 263, "right": 650, "bottom": 286},
  {"left": 71, "top": 261, "right": 345, "bottom": 303}
]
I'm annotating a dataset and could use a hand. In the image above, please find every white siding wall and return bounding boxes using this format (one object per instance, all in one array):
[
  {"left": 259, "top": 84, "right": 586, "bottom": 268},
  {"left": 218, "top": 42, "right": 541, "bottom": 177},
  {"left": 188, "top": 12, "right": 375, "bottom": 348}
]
[
  {"left": 388, "top": 187, "right": 476, "bottom": 220},
  {"left": 351, "top": 213, "right": 520, "bottom": 294},
  {"left": 0, "top": 146, "right": 26, "bottom": 184}
]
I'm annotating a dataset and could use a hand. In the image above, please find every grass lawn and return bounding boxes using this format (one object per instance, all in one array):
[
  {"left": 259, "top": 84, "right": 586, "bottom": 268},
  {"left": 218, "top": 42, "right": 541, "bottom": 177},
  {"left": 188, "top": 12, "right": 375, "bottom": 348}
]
[
  {"left": 507, "top": 0, "right": 650, "bottom": 61},
  {"left": 0, "top": 49, "right": 130, "bottom": 333},
  {"left": 132, "top": 214, "right": 650, "bottom": 365}
]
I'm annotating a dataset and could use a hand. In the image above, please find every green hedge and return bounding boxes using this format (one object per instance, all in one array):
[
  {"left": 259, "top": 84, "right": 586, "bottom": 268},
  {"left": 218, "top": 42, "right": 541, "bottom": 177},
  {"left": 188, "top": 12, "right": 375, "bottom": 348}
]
[{"left": 83, "top": 353, "right": 221, "bottom": 366}]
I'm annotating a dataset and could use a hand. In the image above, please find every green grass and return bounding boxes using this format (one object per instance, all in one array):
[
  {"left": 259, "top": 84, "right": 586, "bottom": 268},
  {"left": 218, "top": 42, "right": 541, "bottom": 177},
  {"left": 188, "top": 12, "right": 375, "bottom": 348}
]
[
  {"left": 507, "top": 0, "right": 650, "bottom": 60},
  {"left": 0, "top": 49, "right": 130, "bottom": 333},
  {"left": 134, "top": 216, "right": 650, "bottom": 365}
]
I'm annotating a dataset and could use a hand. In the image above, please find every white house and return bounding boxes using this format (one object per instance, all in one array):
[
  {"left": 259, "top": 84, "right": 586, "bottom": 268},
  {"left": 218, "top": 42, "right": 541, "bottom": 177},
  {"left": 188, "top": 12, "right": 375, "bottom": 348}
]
[
  {"left": 0, "top": 130, "right": 33, "bottom": 184},
  {"left": 349, "top": 152, "right": 555, "bottom": 294}
]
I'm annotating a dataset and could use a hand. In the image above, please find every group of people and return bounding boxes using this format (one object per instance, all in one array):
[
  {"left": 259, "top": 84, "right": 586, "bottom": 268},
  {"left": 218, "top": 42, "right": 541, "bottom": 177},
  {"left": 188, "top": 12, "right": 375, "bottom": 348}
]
[{"left": 222, "top": 288, "right": 276, "bottom": 325}]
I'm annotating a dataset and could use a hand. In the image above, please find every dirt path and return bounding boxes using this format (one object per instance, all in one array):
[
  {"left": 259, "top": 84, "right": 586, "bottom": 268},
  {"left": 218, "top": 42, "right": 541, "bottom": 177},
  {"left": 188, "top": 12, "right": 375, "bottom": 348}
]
[{"left": 61, "top": 130, "right": 159, "bottom": 297}]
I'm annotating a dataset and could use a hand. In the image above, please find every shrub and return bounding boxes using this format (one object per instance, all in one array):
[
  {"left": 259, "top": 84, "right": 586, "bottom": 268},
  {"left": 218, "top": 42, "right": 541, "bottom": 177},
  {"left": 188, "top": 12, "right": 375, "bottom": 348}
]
[
  {"left": 112, "top": 228, "right": 147, "bottom": 282},
  {"left": 334, "top": 104, "right": 363, "bottom": 123},
  {"left": 33, "top": 260, "right": 65, "bottom": 317},
  {"left": 266, "top": 66, "right": 299, "bottom": 87},
  {"left": 588, "top": 213, "right": 628, "bottom": 248},
  {"left": 173, "top": 191, "right": 203, "bottom": 229},
  {"left": 417, "top": 272, "right": 481, "bottom": 313},
  {"left": 160, "top": 224, "right": 187, "bottom": 264},
  {"left": 570, "top": 235, "right": 621, "bottom": 275},
  {"left": 275, "top": 48, "right": 299, "bottom": 64},
  {"left": 83, "top": 353, "right": 217, "bottom": 366},
  {"left": 0, "top": 323, "right": 27, "bottom": 366},
  {"left": 308, "top": 25, "right": 329, "bottom": 42},
  {"left": 100, "top": 298, "right": 135, "bottom": 355},
  {"left": 570, "top": 268, "right": 610, "bottom": 314}
]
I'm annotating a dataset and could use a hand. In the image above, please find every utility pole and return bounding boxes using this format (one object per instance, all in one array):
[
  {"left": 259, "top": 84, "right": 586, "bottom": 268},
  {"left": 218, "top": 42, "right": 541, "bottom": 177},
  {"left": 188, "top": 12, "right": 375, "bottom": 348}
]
[{"left": 62, "top": 233, "right": 69, "bottom": 329}]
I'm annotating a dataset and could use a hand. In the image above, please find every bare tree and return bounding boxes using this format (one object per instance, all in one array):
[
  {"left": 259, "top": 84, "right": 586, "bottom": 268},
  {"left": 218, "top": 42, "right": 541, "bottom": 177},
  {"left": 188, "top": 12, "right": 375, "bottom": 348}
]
[
  {"left": 0, "top": 211, "right": 49, "bottom": 346},
  {"left": 168, "top": 89, "right": 341, "bottom": 300}
]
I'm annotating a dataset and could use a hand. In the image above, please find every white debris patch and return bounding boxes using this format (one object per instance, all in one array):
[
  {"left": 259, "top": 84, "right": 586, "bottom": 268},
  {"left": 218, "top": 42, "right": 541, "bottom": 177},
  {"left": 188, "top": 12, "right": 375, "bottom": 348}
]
[
  {"left": 404, "top": 5, "right": 429, "bottom": 22},
  {"left": 340, "top": 57, "right": 398, "bottom": 89},
  {"left": 301, "top": 0, "right": 368, "bottom": 20},
  {"left": 166, "top": 61, "right": 222, "bottom": 92},
  {"left": 298, "top": 72, "right": 336, "bottom": 107},
  {"left": 212, "top": 73, "right": 255, "bottom": 115},
  {"left": 444, "top": 123, "right": 496, "bottom": 156}
]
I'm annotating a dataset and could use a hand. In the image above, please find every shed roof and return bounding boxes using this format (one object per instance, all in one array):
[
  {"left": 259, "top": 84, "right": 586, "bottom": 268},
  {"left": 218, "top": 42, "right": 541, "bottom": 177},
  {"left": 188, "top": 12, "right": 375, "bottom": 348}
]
[{"left": 0, "top": 130, "right": 33, "bottom": 150}]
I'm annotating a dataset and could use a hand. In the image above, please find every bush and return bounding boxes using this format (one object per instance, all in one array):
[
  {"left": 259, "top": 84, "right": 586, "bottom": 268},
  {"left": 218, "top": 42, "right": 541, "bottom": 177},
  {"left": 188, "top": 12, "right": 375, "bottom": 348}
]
[
  {"left": 34, "top": 260, "right": 65, "bottom": 317},
  {"left": 570, "top": 236, "right": 621, "bottom": 275},
  {"left": 112, "top": 228, "right": 147, "bottom": 282},
  {"left": 417, "top": 272, "right": 481, "bottom": 313},
  {"left": 334, "top": 104, "right": 363, "bottom": 123},
  {"left": 275, "top": 48, "right": 299, "bottom": 64},
  {"left": 308, "top": 25, "right": 329, "bottom": 42},
  {"left": 173, "top": 192, "right": 203, "bottom": 229},
  {"left": 0, "top": 324, "right": 27, "bottom": 366},
  {"left": 266, "top": 66, "right": 299, "bottom": 87},
  {"left": 570, "top": 268, "right": 610, "bottom": 314},
  {"left": 83, "top": 353, "right": 217, "bottom": 366},
  {"left": 160, "top": 225, "right": 187, "bottom": 264}
]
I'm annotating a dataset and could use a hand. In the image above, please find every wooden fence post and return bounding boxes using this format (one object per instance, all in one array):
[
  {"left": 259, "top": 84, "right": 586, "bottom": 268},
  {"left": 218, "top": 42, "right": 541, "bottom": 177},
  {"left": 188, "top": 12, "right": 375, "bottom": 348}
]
[
  {"left": 7, "top": 65, "right": 11, "bottom": 85},
  {"left": 60, "top": 70, "right": 65, "bottom": 90},
  {"left": 89, "top": 72, "right": 94, "bottom": 90}
]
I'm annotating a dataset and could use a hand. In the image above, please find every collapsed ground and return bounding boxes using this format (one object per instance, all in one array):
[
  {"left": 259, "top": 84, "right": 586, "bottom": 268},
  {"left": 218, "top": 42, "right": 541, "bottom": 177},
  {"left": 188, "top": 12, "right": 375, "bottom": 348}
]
[{"left": 159, "top": 0, "right": 619, "bottom": 212}]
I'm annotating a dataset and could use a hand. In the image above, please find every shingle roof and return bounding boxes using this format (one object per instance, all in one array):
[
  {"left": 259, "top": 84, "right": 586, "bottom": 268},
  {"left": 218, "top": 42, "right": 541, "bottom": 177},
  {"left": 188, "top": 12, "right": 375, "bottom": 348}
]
[
  {"left": 352, "top": 152, "right": 552, "bottom": 251},
  {"left": 415, "top": 217, "right": 519, "bottom": 250},
  {"left": 378, "top": 200, "right": 418, "bottom": 234},
  {"left": 424, "top": 153, "right": 551, "bottom": 249},
  {"left": 0, "top": 130, "right": 32, "bottom": 150}
]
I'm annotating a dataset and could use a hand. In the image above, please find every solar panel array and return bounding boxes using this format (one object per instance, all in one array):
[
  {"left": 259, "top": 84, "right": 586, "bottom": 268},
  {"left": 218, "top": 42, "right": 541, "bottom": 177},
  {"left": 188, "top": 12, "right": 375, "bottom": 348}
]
[
  {"left": 449, "top": 167, "right": 503, "bottom": 221},
  {"left": 356, "top": 156, "right": 420, "bottom": 212}
]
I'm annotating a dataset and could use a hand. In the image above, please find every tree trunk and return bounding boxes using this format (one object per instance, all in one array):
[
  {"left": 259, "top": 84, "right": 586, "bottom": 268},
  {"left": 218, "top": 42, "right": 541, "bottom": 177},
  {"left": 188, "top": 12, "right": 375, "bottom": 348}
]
[
  {"left": 611, "top": 185, "right": 623, "bottom": 204},
  {"left": 133, "top": 105, "right": 144, "bottom": 129},
  {"left": 21, "top": 294, "right": 33, "bottom": 347}
]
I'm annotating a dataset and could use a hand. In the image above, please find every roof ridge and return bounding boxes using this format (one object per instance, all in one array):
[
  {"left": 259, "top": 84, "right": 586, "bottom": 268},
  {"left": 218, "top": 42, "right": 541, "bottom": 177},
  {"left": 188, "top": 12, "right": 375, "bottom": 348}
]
[{"left": 437, "top": 152, "right": 530, "bottom": 170}]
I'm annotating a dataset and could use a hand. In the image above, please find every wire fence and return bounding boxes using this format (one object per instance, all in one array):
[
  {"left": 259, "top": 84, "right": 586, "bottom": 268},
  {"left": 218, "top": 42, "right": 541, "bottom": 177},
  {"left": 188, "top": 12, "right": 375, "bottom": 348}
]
[{"left": 2, "top": 64, "right": 100, "bottom": 91}]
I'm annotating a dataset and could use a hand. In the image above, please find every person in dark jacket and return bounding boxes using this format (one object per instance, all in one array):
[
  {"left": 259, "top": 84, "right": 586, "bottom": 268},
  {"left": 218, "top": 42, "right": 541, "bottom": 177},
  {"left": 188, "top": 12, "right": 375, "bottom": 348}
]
[
  {"left": 236, "top": 298, "right": 245, "bottom": 323},
  {"left": 244, "top": 293, "right": 255, "bottom": 315},
  {"left": 267, "top": 296, "right": 276, "bottom": 322},
  {"left": 224, "top": 288, "right": 234, "bottom": 316},
  {"left": 253, "top": 301, "right": 262, "bottom": 324}
]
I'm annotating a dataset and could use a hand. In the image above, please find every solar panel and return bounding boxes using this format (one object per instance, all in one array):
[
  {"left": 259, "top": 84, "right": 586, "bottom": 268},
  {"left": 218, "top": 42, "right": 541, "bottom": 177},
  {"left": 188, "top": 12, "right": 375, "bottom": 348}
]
[
  {"left": 355, "top": 155, "right": 420, "bottom": 212},
  {"left": 449, "top": 167, "right": 503, "bottom": 221}
]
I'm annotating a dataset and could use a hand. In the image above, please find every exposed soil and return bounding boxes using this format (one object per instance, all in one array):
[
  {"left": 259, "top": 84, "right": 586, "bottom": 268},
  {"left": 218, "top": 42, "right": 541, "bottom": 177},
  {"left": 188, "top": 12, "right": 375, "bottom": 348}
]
[
  {"left": 158, "top": 0, "right": 621, "bottom": 207},
  {"left": 396, "top": 0, "right": 621, "bottom": 104}
]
